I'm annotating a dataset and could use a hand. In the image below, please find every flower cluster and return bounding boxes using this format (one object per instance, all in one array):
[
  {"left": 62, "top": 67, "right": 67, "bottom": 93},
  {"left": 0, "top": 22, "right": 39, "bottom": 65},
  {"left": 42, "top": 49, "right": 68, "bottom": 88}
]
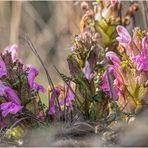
[
  {"left": 0, "top": 44, "right": 46, "bottom": 129},
  {"left": 47, "top": 1, "right": 140, "bottom": 122},
  {"left": 101, "top": 26, "right": 148, "bottom": 113},
  {"left": 0, "top": 1, "right": 145, "bottom": 145},
  {"left": 48, "top": 83, "right": 74, "bottom": 116}
]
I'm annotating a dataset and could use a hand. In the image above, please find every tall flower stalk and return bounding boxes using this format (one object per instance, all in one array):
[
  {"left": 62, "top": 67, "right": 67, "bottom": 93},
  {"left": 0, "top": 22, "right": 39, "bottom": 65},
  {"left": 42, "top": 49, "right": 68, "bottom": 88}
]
[{"left": 0, "top": 44, "right": 46, "bottom": 132}]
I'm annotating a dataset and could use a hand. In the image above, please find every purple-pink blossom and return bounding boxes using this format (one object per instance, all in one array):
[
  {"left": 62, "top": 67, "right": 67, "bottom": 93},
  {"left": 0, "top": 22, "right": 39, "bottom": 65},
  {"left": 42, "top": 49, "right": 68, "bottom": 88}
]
[
  {"left": 48, "top": 87, "right": 61, "bottom": 115},
  {"left": 48, "top": 84, "right": 75, "bottom": 115},
  {"left": 0, "top": 102, "right": 22, "bottom": 117},
  {"left": 106, "top": 51, "right": 121, "bottom": 68},
  {"left": 132, "top": 55, "right": 148, "bottom": 71},
  {"left": 142, "top": 36, "right": 148, "bottom": 56},
  {"left": 116, "top": 25, "right": 131, "bottom": 45},
  {"left": 38, "top": 111, "right": 45, "bottom": 121},
  {"left": 102, "top": 51, "right": 123, "bottom": 98},
  {"left": 0, "top": 59, "right": 7, "bottom": 77},
  {"left": 3, "top": 44, "right": 18, "bottom": 62},
  {"left": 100, "top": 65, "right": 124, "bottom": 99},
  {"left": 27, "top": 65, "right": 46, "bottom": 93},
  {"left": 100, "top": 71, "right": 110, "bottom": 93},
  {"left": 60, "top": 85, "right": 75, "bottom": 106},
  {"left": 33, "top": 83, "right": 46, "bottom": 93},
  {"left": 5, "top": 87, "right": 21, "bottom": 105},
  {"left": 0, "top": 80, "right": 21, "bottom": 105},
  {"left": 116, "top": 25, "right": 148, "bottom": 72},
  {"left": 83, "top": 61, "right": 95, "bottom": 81},
  {"left": 132, "top": 36, "right": 148, "bottom": 71}
]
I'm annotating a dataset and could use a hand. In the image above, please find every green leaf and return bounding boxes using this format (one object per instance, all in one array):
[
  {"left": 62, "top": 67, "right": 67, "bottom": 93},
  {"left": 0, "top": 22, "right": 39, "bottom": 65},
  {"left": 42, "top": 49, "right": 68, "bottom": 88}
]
[{"left": 93, "top": 90, "right": 105, "bottom": 102}]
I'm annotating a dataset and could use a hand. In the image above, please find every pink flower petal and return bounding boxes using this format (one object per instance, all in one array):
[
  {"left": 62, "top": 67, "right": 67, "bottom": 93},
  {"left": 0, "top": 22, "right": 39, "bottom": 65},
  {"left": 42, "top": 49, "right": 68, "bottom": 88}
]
[
  {"left": 3, "top": 44, "right": 18, "bottom": 62},
  {"left": 0, "top": 102, "right": 23, "bottom": 117},
  {"left": 116, "top": 25, "right": 131, "bottom": 45},
  {"left": 27, "top": 65, "right": 46, "bottom": 93},
  {"left": 106, "top": 51, "right": 121, "bottom": 68}
]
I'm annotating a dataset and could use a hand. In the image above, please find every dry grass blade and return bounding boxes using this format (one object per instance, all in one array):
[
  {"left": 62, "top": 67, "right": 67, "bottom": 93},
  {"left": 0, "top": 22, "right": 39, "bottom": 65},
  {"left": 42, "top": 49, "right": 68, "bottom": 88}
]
[
  {"left": 24, "top": 36, "right": 63, "bottom": 111},
  {"left": 24, "top": 35, "right": 54, "bottom": 90}
]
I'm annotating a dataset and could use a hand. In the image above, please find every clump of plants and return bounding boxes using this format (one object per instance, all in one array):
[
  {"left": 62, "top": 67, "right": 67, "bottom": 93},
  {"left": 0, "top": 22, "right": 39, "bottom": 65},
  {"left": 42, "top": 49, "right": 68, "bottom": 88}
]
[
  {"left": 0, "top": 0, "right": 148, "bottom": 147},
  {"left": 0, "top": 44, "right": 46, "bottom": 145}
]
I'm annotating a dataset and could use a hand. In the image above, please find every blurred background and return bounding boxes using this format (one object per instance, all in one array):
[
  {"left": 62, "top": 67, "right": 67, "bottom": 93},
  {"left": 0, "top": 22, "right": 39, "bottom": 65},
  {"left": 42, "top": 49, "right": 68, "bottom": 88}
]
[{"left": 0, "top": 1, "right": 147, "bottom": 104}]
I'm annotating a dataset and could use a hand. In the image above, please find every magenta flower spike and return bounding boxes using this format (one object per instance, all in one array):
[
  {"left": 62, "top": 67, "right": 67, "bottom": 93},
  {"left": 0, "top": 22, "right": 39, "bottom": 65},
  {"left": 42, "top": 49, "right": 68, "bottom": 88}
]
[
  {"left": 48, "top": 87, "right": 61, "bottom": 115},
  {"left": 3, "top": 44, "right": 18, "bottom": 62},
  {"left": 0, "top": 59, "right": 7, "bottom": 77},
  {"left": 116, "top": 25, "right": 131, "bottom": 45},
  {"left": 0, "top": 102, "right": 23, "bottom": 117},
  {"left": 27, "top": 65, "right": 46, "bottom": 93},
  {"left": 83, "top": 61, "right": 95, "bottom": 81},
  {"left": 106, "top": 51, "right": 121, "bottom": 68}
]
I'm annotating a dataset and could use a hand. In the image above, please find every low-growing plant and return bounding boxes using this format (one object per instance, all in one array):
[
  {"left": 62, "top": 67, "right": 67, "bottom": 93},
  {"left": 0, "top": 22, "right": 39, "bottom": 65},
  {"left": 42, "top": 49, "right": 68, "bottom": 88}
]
[{"left": 0, "top": 0, "right": 147, "bottom": 147}]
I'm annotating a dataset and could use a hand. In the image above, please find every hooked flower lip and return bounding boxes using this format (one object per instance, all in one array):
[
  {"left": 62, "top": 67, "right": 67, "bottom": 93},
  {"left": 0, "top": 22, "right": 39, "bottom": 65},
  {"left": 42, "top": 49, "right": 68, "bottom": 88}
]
[
  {"left": 48, "top": 87, "right": 61, "bottom": 115},
  {"left": 27, "top": 65, "right": 46, "bottom": 93},
  {"left": 116, "top": 25, "right": 131, "bottom": 45},
  {"left": 0, "top": 80, "right": 21, "bottom": 105},
  {"left": 27, "top": 65, "right": 39, "bottom": 88},
  {"left": 0, "top": 102, "right": 23, "bottom": 117},
  {"left": 106, "top": 51, "right": 121, "bottom": 68}
]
